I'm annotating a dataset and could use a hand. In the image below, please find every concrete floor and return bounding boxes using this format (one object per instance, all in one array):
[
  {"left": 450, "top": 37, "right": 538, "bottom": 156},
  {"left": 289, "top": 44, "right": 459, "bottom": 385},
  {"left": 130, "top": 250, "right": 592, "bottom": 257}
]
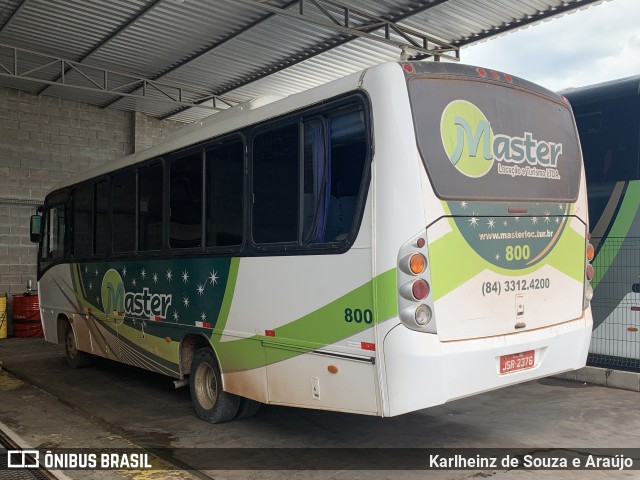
[{"left": 0, "top": 337, "right": 638, "bottom": 480}]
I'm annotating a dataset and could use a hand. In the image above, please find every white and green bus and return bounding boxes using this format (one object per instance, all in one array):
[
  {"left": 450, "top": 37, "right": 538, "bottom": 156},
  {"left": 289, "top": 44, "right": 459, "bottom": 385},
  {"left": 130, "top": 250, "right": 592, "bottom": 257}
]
[
  {"left": 31, "top": 62, "right": 594, "bottom": 423},
  {"left": 563, "top": 76, "right": 640, "bottom": 368}
]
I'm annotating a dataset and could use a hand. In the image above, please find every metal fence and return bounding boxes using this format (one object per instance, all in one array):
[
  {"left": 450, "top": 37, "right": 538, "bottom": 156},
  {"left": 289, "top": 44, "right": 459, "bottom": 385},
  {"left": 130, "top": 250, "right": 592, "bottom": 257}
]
[{"left": 588, "top": 237, "right": 640, "bottom": 370}]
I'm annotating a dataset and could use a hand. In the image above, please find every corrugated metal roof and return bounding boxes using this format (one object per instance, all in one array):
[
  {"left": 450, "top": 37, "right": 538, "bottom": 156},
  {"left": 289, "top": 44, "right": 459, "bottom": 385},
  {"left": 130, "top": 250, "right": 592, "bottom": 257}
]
[{"left": 0, "top": 0, "right": 608, "bottom": 122}]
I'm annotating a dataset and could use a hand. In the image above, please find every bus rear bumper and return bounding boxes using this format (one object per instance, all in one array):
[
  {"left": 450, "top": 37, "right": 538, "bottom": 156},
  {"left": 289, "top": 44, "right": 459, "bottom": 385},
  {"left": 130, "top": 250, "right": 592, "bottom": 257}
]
[{"left": 381, "top": 308, "right": 593, "bottom": 417}]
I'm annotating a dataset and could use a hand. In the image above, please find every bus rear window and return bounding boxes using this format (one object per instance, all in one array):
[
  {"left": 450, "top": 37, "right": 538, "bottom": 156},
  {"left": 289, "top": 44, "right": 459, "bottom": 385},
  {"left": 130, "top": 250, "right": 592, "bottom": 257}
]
[{"left": 407, "top": 76, "right": 582, "bottom": 202}]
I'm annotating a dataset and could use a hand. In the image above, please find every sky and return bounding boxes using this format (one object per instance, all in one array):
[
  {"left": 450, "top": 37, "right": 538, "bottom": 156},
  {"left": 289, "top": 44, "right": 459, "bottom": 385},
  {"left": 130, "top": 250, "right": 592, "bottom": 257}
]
[{"left": 461, "top": 0, "right": 640, "bottom": 92}]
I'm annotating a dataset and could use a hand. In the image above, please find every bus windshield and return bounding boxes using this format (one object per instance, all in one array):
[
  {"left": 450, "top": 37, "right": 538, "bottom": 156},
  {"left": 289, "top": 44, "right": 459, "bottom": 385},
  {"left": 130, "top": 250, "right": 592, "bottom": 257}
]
[{"left": 407, "top": 74, "right": 582, "bottom": 202}]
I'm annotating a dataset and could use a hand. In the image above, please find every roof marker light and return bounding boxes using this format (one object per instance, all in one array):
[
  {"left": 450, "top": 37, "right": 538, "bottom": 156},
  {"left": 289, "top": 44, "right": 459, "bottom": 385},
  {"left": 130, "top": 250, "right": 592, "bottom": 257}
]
[
  {"left": 491, "top": 71, "right": 500, "bottom": 80},
  {"left": 403, "top": 64, "right": 414, "bottom": 73},
  {"left": 476, "top": 67, "right": 487, "bottom": 78},
  {"left": 504, "top": 74, "right": 513, "bottom": 83}
]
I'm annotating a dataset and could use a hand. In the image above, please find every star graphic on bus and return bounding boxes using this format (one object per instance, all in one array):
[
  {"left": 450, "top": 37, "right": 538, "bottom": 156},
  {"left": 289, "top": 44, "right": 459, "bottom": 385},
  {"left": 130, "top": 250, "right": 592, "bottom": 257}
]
[
  {"left": 121, "top": 266, "right": 127, "bottom": 277},
  {"left": 544, "top": 211, "right": 551, "bottom": 223},
  {"left": 140, "top": 268, "right": 147, "bottom": 279},
  {"left": 197, "top": 284, "right": 205, "bottom": 296},
  {"left": 532, "top": 217, "right": 539, "bottom": 225},
  {"left": 555, "top": 217, "right": 560, "bottom": 224},
  {"left": 558, "top": 204, "right": 564, "bottom": 211},
  {"left": 152, "top": 273, "right": 159, "bottom": 284},
  {"left": 88, "top": 282, "right": 93, "bottom": 290},
  {"left": 495, "top": 253, "right": 500, "bottom": 260},
  {"left": 182, "top": 270, "right": 189, "bottom": 283},
  {"left": 208, "top": 270, "right": 218, "bottom": 286},
  {"left": 173, "top": 310, "right": 179, "bottom": 322},
  {"left": 166, "top": 269, "right": 173, "bottom": 281},
  {"left": 503, "top": 220, "right": 508, "bottom": 227},
  {"left": 200, "top": 312, "right": 207, "bottom": 322},
  {"left": 84, "top": 266, "right": 88, "bottom": 273},
  {"left": 468, "top": 216, "right": 479, "bottom": 228},
  {"left": 94, "top": 269, "right": 99, "bottom": 276},
  {"left": 132, "top": 279, "right": 137, "bottom": 287},
  {"left": 460, "top": 201, "right": 468, "bottom": 209},
  {"left": 183, "top": 296, "right": 190, "bottom": 308},
  {"left": 487, "top": 218, "right": 495, "bottom": 229}
]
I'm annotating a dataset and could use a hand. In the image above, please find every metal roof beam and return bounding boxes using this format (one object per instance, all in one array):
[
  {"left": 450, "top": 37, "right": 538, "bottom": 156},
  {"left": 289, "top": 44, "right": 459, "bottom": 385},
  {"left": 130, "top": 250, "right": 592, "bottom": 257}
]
[
  {"left": 157, "top": 0, "right": 454, "bottom": 121},
  {"left": 236, "top": 0, "right": 459, "bottom": 60},
  {"left": 0, "top": 0, "right": 31, "bottom": 34},
  {"left": 100, "top": 1, "right": 299, "bottom": 111},
  {"left": 0, "top": 43, "right": 242, "bottom": 111},
  {"left": 35, "top": 0, "right": 164, "bottom": 97}
]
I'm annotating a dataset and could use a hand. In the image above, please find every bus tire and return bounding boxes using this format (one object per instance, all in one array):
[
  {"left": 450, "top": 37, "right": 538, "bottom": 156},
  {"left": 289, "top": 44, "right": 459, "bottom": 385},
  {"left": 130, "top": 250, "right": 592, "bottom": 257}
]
[
  {"left": 64, "top": 323, "right": 91, "bottom": 369},
  {"left": 235, "top": 398, "right": 262, "bottom": 420},
  {"left": 190, "top": 348, "right": 240, "bottom": 423}
]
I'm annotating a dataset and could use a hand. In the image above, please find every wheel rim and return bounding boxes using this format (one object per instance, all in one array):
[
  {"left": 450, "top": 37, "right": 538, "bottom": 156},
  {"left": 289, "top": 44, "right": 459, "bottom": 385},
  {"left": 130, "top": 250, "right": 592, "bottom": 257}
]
[
  {"left": 194, "top": 362, "right": 217, "bottom": 410},
  {"left": 66, "top": 329, "right": 77, "bottom": 360}
]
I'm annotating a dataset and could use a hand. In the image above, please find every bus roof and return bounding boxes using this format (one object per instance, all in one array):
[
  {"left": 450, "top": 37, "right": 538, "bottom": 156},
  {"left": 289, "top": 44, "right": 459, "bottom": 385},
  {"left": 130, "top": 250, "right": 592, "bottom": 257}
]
[
  {"left": 562, "top": 75, "right": 640, "bottom": 107},
  {"left": 56, "top": 67, "right": 365, "bottom": 191},
  {"left": 55, "top": 61, "right": 563, "bottom": 193}
]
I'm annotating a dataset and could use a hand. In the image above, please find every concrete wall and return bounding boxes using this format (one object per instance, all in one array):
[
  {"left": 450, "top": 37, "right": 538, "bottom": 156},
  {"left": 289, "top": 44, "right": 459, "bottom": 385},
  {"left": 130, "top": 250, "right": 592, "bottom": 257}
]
[{"left": 0, "top": 86, "right": 182, "bottom": 301}]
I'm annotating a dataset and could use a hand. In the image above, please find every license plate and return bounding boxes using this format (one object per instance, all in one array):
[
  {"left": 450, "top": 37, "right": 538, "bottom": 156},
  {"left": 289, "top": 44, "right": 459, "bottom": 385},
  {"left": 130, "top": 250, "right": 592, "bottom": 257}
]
[{"left": 500, "top": 350, "right": 535, "bottom": 374}]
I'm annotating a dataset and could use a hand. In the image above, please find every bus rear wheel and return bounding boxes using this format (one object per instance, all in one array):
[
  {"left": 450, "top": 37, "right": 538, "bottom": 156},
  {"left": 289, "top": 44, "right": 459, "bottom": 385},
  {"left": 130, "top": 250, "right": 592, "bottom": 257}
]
[
  {"left": 190, "top": 348, "right": 240, "bottom": 423},
  {"left": 235, "top": 397, "right": 262, "bottom": 420},
  {"left": 64, "top": 323, "right": 90, "bottom": 369}
]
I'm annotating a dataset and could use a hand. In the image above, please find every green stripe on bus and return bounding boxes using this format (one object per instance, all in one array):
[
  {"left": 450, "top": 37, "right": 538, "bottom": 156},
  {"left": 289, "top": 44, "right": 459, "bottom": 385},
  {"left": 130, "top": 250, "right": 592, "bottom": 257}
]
[
  {"left": 215, "top": 268, "right": 397, "bottom": 372},
  {"left": 211, "top": 257, "right": 240, "bottom": 341},
  {"left": 592, "top": 181, "right": 640, "bottom": 288},
  {"left": 429, "top": 226, "right": 585, "bottom": 300}
]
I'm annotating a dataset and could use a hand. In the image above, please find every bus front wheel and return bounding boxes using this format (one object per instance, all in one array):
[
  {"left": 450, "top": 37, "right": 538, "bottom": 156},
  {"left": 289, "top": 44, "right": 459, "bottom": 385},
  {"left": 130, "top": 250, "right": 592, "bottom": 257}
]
[{"left": 190, "top": 348, "right": 240, "bottom": 423}]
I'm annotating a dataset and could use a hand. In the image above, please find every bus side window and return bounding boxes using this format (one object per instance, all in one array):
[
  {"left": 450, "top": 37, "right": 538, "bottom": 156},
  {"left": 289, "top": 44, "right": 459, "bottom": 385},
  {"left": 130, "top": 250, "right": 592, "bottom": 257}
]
[
  {"left": 252, "top": 123, "right": 299, "bottom": 244},
  {"left": 170, "top": 152, "right": 203, "bottom": 249},
  {"left": 95, "top": 180, "right": 109, "bottom": 255},
  {"left": 324, "top": 110, "right": 367, "bottom": 242},
  {"left": 138, "top": 162, "right": 163, "bottom": 252},
  {"left": 41, "top": 205, "right": 66, "bottom": 261},
  {"left": 111, "top": 171, "right": 136, "bottom": 253},
  {"left": 73, "top": 184, "right": 93, "bottom": 258},
  {"left": 206, "top": 138, "right": 244, "bottom": 248},
  {"left": 302, "top": 119, "right": 327, "bottom": 243}
]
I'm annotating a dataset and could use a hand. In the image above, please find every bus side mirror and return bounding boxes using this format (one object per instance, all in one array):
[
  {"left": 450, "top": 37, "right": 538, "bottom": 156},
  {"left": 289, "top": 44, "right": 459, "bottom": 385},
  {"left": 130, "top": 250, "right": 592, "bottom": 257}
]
[{"left": 30, "top": 215, "right": 41, "bottom": 243}]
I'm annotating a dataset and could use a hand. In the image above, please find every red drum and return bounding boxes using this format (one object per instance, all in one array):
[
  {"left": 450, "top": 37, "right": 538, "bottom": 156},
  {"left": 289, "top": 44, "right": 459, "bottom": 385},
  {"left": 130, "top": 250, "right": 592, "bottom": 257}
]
[{"left": 12, "top": 294, "right": 43, "bottom": 337}]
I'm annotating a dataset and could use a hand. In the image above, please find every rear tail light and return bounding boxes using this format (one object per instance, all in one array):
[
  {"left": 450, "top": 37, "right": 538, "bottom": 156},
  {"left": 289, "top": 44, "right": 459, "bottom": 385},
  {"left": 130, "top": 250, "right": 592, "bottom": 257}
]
[
  {"left": 586, "top": 243, "right": 595, "bottom": 261},
  {"left": 412, "top": 279, "right": 430, "bottom": 300},
  {"left": 585, "top": 264, "right": 594, "bottom": 281},
  {"left": 584, "top": 235, "right": 595, "bottom": 306},
  {"left": 585, "top": 284, "right": 594, "bottom": 301},
  {"left": 398, "top": 231, "right": 436, "bottom": 332},
  {"left": 415, "top": 305, "right": 432, "bottom": 326},
  {"left": 409, "top": 254, "right": 426, "bottom": 275}
]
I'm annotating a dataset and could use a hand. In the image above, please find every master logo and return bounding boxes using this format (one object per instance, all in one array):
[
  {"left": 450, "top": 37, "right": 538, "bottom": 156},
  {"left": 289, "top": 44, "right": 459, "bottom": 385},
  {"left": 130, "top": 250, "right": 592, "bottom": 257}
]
[
  {"left": 100, "top": 268, "right": 172, "bottom": 320},
  {"left": 441, "top": 100, "right": 494, "bottom": 178},
  {"left": 440, "top": 100, "right": 563, "bottom": 180},
  {"left": 101, "top": 269, "right": 125, "bottom": 319}
]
